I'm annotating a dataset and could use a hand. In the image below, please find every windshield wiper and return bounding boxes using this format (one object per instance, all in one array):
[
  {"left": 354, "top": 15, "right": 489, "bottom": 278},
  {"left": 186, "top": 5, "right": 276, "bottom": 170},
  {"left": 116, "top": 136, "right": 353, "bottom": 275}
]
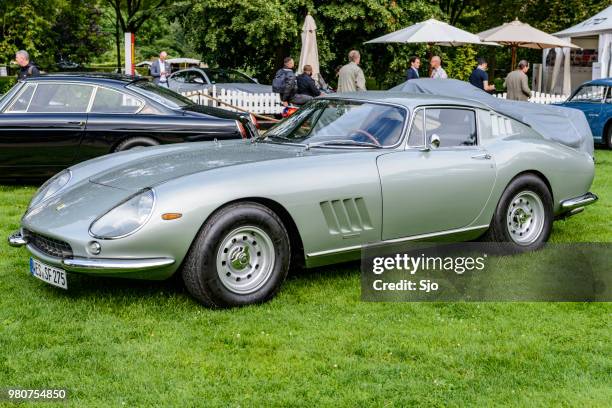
[{"left": 306, "top": 140, "right": 383, "bottom": 149}]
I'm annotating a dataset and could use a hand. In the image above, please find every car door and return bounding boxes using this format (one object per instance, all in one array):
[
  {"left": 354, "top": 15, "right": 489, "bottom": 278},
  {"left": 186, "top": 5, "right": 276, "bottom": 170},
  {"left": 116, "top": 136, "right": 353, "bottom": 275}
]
[
  {"left": 377, "top": 107, "right": 497, "bottom": 240},
  {"left": 0, "top": 82, "right": 92, "bottom": 178},
  {"left": 563, "top": 85, "right": 606, "bottom": 140}
]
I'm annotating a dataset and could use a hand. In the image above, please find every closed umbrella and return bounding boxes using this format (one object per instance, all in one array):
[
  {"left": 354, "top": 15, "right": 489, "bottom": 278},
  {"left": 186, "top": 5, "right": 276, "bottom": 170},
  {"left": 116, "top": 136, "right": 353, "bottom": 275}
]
[
  {"left": 297, "top": 13, "right": 321, "bottom": 82},
  {"left": 478, "top": 19, "right": 579, "bottom": 69}
]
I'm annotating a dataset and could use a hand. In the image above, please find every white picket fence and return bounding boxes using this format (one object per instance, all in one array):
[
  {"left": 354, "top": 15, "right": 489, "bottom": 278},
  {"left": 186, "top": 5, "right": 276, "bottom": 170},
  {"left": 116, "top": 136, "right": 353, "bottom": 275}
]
[
  {"left": 494, "top": 91, "right": 568, "bottom": 104},
  {"left": 181, "top": 86, "right": 283, "bottom": 114}
]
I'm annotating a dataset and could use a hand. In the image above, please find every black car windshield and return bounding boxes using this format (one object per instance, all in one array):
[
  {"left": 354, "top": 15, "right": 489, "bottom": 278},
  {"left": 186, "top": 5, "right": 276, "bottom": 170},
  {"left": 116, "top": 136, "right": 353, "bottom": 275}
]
[
  {"left": 264, "top": 99, "right": 407, "bottom": 147},
  {"left": 127, "top": 80, "right": 194, "bottom": 109},
  {"left": 204, "top": 69, "right": 255, "bottom": 84}
]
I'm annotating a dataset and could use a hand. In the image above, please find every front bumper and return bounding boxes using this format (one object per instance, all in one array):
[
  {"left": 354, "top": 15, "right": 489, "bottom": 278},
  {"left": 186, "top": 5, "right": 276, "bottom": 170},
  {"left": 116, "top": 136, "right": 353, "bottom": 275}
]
[{"left": 8, "top": 230, "right": 175, "bottom": 274}]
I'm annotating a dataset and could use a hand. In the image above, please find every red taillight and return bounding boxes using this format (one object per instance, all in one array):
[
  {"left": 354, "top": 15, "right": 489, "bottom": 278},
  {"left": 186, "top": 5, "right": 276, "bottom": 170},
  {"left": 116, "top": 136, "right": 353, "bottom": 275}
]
[
  {"left": 282, "top": 107, "right": 299, "bottom": 118},
  {"left": 249, "top": 113, "right": 259, "bottom": 129},
  {"left": 236, "top": 120, "right": 247, "bottom": 139}
]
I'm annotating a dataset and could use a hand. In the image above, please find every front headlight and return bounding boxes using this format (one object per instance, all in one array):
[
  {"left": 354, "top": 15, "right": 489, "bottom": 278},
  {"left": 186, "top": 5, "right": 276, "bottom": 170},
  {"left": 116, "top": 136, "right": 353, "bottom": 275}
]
[
  {"left": 29, "top": 170, "right": 72, "bottom": 209},
  {"left": 89, "top": 189, "right": 155, "bottom": 239}
]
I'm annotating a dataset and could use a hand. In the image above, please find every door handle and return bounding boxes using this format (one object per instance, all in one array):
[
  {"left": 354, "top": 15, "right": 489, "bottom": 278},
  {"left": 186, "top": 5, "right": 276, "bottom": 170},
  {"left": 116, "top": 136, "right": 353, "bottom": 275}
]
[
  {"left": 471, "top": 153, "right": 492, "bottom": 160},
  {"left": 67, "top": 121, "right": 85, "bottom": 126}
]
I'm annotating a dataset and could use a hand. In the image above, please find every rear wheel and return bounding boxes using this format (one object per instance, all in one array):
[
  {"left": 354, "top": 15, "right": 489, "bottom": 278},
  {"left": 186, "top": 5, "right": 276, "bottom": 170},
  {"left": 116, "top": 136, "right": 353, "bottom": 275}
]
[
  {"left": 114, "top": 137, "right": 159, "bottom": 152},
  {"left": 182, "top": 202, "right": 290, "bottom": 308},
  {"left": 483, "top": 174, "right": 553, "bottom": 250},
  {"left": 606, "top": 125, "right": 612, "bottom": 149}
]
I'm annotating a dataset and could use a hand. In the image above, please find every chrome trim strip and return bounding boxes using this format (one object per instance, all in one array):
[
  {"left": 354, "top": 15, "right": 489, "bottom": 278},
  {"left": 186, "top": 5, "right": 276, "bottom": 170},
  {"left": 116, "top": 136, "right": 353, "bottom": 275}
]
[
  {"left": 8, "top": 231, "right": 28, "bottom": 247},
  {"left": 306, "top": 224, "right": 490, "bottom": 258},
  {"left": 560, "top": 192, "right": 598, "bottom": 210},
  {"left": 62, "top": 257, "right": 175, "bottom": 271}
]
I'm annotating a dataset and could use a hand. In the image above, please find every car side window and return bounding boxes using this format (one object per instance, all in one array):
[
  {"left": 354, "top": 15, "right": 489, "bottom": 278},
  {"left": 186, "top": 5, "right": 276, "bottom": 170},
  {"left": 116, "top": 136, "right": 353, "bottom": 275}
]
[
  {"left": 425, "top": 108, "right": 477, "bottom": 147},
  {"left": 407, "top": 109, "right": 424, "bottom": 147},
  {"left": 605, "top": 87, "right": 612, "bottom": 104},
  {"left": 27, "top": 83, "right": 93, "bottom": 113},
  {"left": 90, "top": 87, "right": 143, "bottom": 114},
  {"left": 171, "top": 71, "right": 188, "bottom": 83},
  {"left": 6, "top": 83, "right": 36, "bottom": 112}
]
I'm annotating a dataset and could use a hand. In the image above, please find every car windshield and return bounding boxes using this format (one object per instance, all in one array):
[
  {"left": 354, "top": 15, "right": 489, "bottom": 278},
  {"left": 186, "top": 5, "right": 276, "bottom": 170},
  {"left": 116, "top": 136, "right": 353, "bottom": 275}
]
[
  {"left": 204, "top": 69, "right": 254, "bottom": 84},
  {"left": 127, "top": 80, "right": 194, "bottom": 108},
  {"left": 568, "top": 85, "right": 607, "bottom": 103},
  {"left": 264, "top": 99, "right": 407, "bottom": 147}
]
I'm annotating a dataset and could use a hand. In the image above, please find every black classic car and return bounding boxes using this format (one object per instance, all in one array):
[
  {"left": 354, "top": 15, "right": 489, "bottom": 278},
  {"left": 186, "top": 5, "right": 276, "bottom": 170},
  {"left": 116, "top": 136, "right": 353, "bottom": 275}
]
[{"left": 0, "top": 74, "right": 256, "bottom": 179}]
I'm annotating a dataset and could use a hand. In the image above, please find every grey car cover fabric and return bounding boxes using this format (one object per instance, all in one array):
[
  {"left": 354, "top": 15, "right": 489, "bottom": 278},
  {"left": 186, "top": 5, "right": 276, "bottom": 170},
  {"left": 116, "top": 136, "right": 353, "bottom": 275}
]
[{"left": 391, "top": 78, "right": 594, "bottom": 155}]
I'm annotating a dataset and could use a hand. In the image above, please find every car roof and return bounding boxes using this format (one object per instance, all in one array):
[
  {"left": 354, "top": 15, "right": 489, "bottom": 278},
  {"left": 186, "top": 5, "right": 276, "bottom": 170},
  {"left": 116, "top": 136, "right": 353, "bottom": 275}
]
[
  {"left": 21, "top": 73, "right": 142, "bottom": 86},
  {"left": 326, "top": 91, "right": 491, "bottom": 110},
  {"left": 581, "top": 78, "right": 612, "bottom": 87}
]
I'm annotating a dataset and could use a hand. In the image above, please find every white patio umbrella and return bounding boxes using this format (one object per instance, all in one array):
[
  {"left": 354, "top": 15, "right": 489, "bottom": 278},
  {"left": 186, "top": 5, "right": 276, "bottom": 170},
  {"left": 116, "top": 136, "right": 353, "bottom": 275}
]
[
  {"left": 478, "top": 19, "right": 579, "bottom": 69},
  {"left": 365, "top": 18, "right": 495, "bottom": 46},
  {"left": 297, "top": 13, "right": 320, "bottom": 81}
]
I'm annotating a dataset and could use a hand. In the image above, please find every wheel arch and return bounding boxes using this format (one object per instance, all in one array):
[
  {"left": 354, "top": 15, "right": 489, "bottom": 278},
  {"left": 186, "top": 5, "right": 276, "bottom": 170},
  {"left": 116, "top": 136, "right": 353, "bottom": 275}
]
[
  {"left": 111, "top": 135, "right": 161, "bottom": 152},
  {"left": 506, "top": 170, "right": 554, "bottom": 205}
]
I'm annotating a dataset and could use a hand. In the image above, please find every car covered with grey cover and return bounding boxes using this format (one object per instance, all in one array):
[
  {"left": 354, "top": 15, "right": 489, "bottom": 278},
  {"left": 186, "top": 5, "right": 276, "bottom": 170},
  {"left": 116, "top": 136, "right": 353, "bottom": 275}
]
[{"left": 9, "top": 92, "right": 598, "bottom": 307}]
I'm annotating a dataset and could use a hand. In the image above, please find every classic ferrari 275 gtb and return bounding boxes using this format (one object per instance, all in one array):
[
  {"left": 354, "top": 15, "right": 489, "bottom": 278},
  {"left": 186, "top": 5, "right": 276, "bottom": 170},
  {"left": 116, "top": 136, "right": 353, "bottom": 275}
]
[{"left": 9, "top": 92, "right": 598, "bottom": 307}]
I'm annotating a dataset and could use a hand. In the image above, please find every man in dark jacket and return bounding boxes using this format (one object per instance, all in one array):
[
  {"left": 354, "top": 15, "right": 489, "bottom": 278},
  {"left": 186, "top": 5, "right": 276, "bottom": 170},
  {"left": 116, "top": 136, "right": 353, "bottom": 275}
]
[
  {"left": 406, "top": 56, "right": 420, "bottom": 80},
  {"left": 273, "top": 57, "right": 311, "bottom": 105},
  {"left": 15, "top": 50, "right": 39, "bottom": 80},
  {"left": 296, "top": 65, "right": 322, "bottom": 98}
]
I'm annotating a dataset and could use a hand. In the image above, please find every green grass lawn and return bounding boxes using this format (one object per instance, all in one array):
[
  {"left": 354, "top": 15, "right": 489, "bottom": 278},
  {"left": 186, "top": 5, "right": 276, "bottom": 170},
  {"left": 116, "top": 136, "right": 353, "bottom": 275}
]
[{"left": 0, "top": 152, "right": 611, "bottom": 407}]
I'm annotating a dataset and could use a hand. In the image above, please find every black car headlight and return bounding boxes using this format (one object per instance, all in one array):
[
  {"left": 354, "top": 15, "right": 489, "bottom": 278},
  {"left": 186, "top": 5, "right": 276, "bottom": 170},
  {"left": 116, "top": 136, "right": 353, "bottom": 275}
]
[
  {"left": 29, "top": 170, "right": 72, "bottom": 209},
  {"left": 89, "top": 189, "right": 155, "bottom": 239}
]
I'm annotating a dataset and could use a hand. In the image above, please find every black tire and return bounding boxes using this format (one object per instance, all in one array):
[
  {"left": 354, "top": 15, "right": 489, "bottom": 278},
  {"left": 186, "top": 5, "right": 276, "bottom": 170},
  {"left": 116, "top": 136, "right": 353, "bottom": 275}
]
[
  {"left": 182, "top": 202, "right": 290, "bottom": 308},
  {"left": 114, "top": 137, "right": 159, "bottom": 152},
  {"left": 482, "top": 174, "right": 553, "bottom": 251},
  {"left": 606, "top": 125, "right": 612, "bottom": 149}
]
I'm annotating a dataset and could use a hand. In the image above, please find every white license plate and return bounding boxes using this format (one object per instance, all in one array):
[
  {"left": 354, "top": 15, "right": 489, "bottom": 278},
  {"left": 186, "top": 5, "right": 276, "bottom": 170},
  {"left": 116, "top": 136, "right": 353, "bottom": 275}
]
[{"left": 30, "top": 258, "right": 67, "bottom": 289}]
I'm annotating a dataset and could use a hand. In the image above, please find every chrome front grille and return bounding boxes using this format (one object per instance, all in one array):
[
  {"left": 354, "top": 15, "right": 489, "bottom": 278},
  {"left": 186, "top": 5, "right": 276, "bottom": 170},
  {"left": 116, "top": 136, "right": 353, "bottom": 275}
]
[{"left": 23, "top": 230, "right": 73, "bottom": 258}]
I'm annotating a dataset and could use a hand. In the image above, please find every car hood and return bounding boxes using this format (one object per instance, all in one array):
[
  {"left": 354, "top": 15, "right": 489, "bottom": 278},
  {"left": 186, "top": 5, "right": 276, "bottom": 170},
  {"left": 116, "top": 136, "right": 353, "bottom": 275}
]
[{"left": 88, "top": 139, "right": 318, "bottom": 191}]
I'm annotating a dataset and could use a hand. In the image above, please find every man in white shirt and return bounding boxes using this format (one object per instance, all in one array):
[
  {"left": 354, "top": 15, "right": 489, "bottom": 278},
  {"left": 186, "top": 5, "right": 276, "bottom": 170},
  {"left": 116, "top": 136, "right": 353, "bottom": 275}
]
[
  {"left": 430, "top": 56, "right": 448, "bottom": 79},
  {"left": 150, "top": 51, "right": 171, "bottom": 85}
]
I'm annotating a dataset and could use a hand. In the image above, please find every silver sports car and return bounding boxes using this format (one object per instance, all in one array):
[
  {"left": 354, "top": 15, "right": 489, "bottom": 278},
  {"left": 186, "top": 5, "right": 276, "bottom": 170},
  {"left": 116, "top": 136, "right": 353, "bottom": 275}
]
[{"left": 9, "top": 92, "right": 598, "bottom": 307}]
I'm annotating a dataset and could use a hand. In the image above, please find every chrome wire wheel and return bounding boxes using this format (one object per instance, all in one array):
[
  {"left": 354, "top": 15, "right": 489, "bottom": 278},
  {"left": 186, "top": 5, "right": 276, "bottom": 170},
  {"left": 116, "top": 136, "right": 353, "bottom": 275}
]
[
  {"left": 216, "top": 226, "right": 275, "bottom": 294},
  {"left": 506, "top": 190, "right": 545, "bottom": 245}
]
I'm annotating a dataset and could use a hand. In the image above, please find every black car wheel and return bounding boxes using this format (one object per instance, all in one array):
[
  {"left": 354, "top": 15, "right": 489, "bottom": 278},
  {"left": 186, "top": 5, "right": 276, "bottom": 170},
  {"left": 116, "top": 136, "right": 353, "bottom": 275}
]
[
  {"left": 606, "top": 125, "right": 612, "bottom": 149},
  {"left": 182, "top": 202, "right": 290, "bottom": 308},
  {"left": 483, "top": 174, "right": 553, "bottom": 251},
  {"left": 114, "top": 137, "right": 159, "bottom": 152}
]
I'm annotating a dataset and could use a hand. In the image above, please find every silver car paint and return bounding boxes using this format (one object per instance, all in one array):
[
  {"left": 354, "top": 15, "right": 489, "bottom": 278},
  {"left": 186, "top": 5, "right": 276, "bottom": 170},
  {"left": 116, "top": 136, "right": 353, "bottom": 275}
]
[{"left": 17, "top": 93, "right": 596, "bottom": 279}]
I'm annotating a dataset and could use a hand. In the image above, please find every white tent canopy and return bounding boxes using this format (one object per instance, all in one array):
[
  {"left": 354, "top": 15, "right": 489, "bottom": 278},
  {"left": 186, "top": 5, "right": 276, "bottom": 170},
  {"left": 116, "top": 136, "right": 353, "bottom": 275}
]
[
  {"left": 365, "top": 18, "right": 494, "bottom": 46},
  {"left": 544, "top": 5, "right": 612, "bottom": 94},
  {"left": 297, "top": 14, "right": 320, "bottom": 78}
]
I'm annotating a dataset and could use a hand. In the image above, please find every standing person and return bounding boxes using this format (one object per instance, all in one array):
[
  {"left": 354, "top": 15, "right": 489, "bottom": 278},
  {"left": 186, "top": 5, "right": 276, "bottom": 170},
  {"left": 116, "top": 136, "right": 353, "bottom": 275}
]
[
  {"left": 297, "top": 65, "right": 323, "bottom": 98},
  {"left": 469, "top": 58, "right": 496, "bottom": 92},
  {"left": 406, "top": 56, "right": 420, "bottom": 80},
  {"left": 504, "top": 60, "right": 531, "bottom": 101},
  {"left": 337, "top": 50, "right": 366, "bottom": 92},
  {"left": 430, "top": 56, "right": 448, "bottom": 79},
  {"left": 273, "top": 57, "right": 311, "bottom": 105},
  {"left": 150, "top": 51, "right": 171, "bottom": 85},
  {"left": 15, "top": 50, "right": 39, "bottom": 80}
]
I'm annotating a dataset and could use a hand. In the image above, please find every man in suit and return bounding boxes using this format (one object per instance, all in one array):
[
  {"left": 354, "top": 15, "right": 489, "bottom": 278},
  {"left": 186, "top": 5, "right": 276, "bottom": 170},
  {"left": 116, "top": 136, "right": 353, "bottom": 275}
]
[
  {"left": 406, "top": 56, "right": 420, "bottom": 80},
  {"left": 504, "top": 60, "right": 531, "bottom": 101},
  {"left": 150, "top": 51, "right": 171, "bottom": 86}
]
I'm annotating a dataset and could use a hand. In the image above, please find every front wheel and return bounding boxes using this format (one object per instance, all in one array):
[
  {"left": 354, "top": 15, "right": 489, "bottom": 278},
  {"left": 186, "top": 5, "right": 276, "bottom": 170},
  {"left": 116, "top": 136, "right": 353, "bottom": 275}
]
[
  {"left": 182, "top": 202, "right": 290, "bottom": 308},
  {"left": 606, "top": 125, "right": 612, "bottom": 149},
  {"left": 483, "top": 174, "right": 553, "bottom": 250}
]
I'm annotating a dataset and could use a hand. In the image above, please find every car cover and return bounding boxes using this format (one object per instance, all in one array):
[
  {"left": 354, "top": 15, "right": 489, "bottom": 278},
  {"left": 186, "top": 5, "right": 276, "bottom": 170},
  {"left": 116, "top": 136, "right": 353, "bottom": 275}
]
[{"left": 391, "top": 79, "right": 594, "bottom": 155}]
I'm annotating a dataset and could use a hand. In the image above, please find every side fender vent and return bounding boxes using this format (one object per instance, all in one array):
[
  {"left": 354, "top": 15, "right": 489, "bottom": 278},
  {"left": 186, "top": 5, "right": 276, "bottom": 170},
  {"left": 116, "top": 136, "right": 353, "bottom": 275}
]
[{"left": 320, "top": 198, "right": 373, "bottom": 236}]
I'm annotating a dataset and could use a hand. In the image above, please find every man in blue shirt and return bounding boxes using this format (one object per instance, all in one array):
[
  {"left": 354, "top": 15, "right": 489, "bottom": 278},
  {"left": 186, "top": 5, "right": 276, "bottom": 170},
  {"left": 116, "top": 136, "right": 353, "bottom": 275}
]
[
  {"left": 469, "top": 58, "right": 495, "bottom": 92},
  {"left": 406, "top": 56, "right": 420, "bottom": 80}
]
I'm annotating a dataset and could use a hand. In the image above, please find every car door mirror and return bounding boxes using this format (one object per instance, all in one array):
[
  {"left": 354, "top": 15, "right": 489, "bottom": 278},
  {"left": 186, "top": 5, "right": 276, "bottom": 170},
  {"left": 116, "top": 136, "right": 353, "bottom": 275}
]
[
  {"left": 253, "top": 78, "right": 259, "bottom": 84},
  {"left": 193, "top": 77, "right": 204, "bottom": 84},
  {"left": 430, "top": 134, "right": 441, "bottom": 149}
]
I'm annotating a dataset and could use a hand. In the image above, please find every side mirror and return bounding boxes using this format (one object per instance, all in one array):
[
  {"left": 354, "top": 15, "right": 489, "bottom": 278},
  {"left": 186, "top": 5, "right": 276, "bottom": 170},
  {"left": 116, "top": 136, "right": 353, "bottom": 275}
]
[
  {"left": 253, "top": 78, "right": 259, "bottom": 84},
  {"left": 430, "top": 134, "right": 441, "bottom": 149}
]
